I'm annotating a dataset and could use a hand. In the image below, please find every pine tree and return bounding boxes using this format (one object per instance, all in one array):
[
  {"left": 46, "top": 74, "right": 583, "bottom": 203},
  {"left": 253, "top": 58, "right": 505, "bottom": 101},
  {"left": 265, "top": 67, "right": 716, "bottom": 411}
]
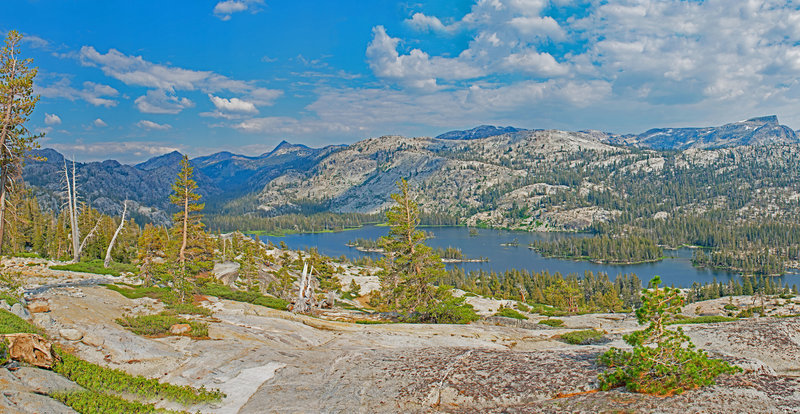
[
  {"left": 599, "top": 276, "right": 740, "bottom": 395},
  {"left": 377, "top": 179, "right": 441, "bottom": 312},
  {"left": 169, "top": 156, "right": 208, "bottom": 301},
  {"left": 0, "top": 31, "right": 42, "bottom": 253},
  {"left": 376, "top": 179, "right": 477, "bottom": 323}
]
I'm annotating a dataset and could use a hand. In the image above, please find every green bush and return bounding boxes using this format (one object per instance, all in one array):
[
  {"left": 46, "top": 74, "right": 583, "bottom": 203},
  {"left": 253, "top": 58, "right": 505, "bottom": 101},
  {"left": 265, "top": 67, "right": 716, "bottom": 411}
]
[
  {"left": 736, "top": 306, "right": 763, "bottom": 318},
  {"left": 407, "top": 290, "right": 479, "bottom": 324},
  {"left": 528, "top": 303, "right": 567, "bottom": 317},
  {"left": 0, "top": 339, "right": 7, "bottom": 365},
  {"left": 560, "top": 329, "right": 603, "bottom": 345},
  {"left": 668, "top": 315, "right": 737, "bottom": 325},
  {"left": 495, "top": 307, "right": 528, "bottom": 320},
  {"left": 0, "top": 308, "right": 42, "bottom": 335},
  {"left": 538, "top": 318, "right": 564, "bottom": 327},
  {"left": 166, "top": 302, "right": 212, "bottom": 316},
  {"left": 723, "top": 303, "right": 738, "bottom": 311},
  {"left": 516, "top": 302, "right": 531, "bottom": 312},
  {"left": 598, "top": 276, "right": 741, "bottom": 395},
  {"left": 51, "top": 259, "right": 137, "bottom": 277},
  {"left": 53, "top": 349, "right": 223, "bottom": 404},
  {"left": 116, "top": 313, "right": 208, "bottom": 338}
]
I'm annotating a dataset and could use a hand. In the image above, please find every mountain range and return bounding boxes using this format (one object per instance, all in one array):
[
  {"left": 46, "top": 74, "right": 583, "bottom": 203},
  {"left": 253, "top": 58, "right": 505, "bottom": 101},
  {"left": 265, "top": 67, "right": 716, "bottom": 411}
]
[{"left": 22, "top": 115, "right": 800, "bottom": 227}]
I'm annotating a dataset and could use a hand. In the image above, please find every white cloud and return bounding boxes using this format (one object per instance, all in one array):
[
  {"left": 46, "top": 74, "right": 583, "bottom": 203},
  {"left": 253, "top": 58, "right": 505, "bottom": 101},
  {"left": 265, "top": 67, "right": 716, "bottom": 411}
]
[
  {"left": 209, "top": 94, "right": 258, "bottom": 114},
  {"left": 350, "top": 0, "right": 800, "bottom": 133},
  {"left": 213, "top": 0, "right": 264, "bottom": 21},
  {"left": 49, "top": 141, "right": 181, "bottom": 164},
  {"left": 38, "top": 78, "right": 119, "bottom": 107},
  {"left": 405, "top": 13, "right": 455, "bottom": 33},
  {"left": 93, "top": 118, "right": 108, "bottom": 127},
  {"left": 44, "top": 113, "right": 61, "bottom": 125},
  {"left": 366, "top": 26, "right": 484, "bottom": 89},
  {"left": 136, "top": 120, "right": 171, "bottom": 131},
  {"left": 78, "top": 46, "right": 281, "bottom": 110},
  {"left": 134, "top": 89, "right": 194, "bottom": 114}
]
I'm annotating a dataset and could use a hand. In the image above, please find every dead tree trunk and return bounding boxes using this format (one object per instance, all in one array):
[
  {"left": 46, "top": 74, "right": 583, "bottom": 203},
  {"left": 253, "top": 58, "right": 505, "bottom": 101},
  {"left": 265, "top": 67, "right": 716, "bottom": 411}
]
[
  {"left": 293, "top": 262, "right": 316, "bottom": 314},
  {"left": 104, "top": 200, "right": 127, "bottom": 268},
  {"left": 64, "top": 161, "right": 80, "bottom": 262}
]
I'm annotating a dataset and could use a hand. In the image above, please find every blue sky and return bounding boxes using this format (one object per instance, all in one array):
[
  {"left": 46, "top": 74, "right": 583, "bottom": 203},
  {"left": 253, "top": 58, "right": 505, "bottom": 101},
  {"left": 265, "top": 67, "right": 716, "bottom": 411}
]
[{"left": 5, "top": 0, "right": 800, "bottom": 163}]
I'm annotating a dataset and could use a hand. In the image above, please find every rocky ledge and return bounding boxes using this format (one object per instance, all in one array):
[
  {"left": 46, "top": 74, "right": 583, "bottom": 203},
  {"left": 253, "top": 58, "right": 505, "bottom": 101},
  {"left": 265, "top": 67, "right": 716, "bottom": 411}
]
[{"left": 3, "top": 266, "right": 800, "bottom": 413}]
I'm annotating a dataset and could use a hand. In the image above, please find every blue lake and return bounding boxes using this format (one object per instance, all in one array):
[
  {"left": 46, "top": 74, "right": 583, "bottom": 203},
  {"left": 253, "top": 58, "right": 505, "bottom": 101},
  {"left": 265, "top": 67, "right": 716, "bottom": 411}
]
[{"left": 259, "top": 226, "right": 800, "bottom": 288}]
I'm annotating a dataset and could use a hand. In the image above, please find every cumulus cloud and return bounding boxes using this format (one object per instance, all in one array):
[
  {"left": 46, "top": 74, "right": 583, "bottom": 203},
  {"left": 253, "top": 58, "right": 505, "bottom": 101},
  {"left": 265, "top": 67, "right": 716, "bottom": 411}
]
[
  {"left": 405, "top": 13, "right": 455, "bottom": 33},
  {"left": 44, "top": 113, "right": 62, "bottom": 125},
  {"left": 136, "top": 120, "right": 171, "bottom": 131},
  {"left": 209, "top": 94, "right": 258, "bottom": 114},
  {"left": 366, "top": 26, "right": 484, "bottom": 89},
  {"left": 349, "top": 0, "right": 800, "bottom": 133},
  {"left": 213, "top": 0, "right": 264, "bottom": 21},
  {"left": 93, "top": 118, "right": 108, "bottom": 127},
  {"left": 134, "top": 89, "right": 194, "bottom": 114},
  {"left": 37, "top": 78, "right": 119, "bottom": 107}
]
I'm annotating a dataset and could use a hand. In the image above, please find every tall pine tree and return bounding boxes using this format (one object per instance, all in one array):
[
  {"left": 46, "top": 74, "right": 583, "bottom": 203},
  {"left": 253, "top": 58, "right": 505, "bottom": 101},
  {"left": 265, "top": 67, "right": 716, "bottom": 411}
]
[{"left": 0, "top": 31, "right": 42, "bottom": 253}]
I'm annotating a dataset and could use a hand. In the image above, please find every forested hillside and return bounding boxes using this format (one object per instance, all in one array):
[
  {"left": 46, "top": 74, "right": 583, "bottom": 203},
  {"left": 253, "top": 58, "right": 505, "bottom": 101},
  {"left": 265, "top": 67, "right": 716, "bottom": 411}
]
[{"left": 21, "top": 117, "right": 800, "bottom": 274}]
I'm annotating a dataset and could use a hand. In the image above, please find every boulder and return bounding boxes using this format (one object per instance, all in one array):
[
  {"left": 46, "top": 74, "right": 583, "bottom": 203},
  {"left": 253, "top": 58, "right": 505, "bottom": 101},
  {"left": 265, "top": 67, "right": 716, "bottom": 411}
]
[
  {"left": 3, "top": 333, "right": 55, "bottom": 369},
  {"left": 59, "top": 328, "right": 84, "bottom": 341},
  {"left": 80, "top": 332, "right": 105, "bottom": 348},
  {"left": 213, "top": 261, "right": 240, "bottom": 286},
  {"left": 27, "top": 302, "right": 50, "bottom": 313},
  {"left": 9, "top": 303, "right": 30, "bottom": 320},
  {"left": 32, "top": 313, "right": 55, "bottom": 329},
  {"left": 169, "top": 323, "right": 192, "bottom": 335},
  {"left": 0, "top": 299, "right": 10, "bottom": 311}
]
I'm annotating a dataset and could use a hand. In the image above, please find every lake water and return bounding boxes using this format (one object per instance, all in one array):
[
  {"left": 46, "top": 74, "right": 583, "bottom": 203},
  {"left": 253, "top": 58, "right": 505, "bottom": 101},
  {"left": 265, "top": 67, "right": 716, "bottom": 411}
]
[{"left": 259, "top": 225, "right": 800, "bottom": 288}]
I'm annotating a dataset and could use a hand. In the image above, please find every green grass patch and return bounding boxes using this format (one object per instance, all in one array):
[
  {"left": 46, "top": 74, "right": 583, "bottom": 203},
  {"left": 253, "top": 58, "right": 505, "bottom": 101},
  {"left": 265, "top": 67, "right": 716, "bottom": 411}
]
[
  {"left": 0, "top": 308, "right": 42, "bottom": 335},
  {"left": 515, "top": 302, "right": 531, "bottom": 312},
  {"left": 51, "top": 390, "right": 185, "bottom": 414},
  {"left": 12, "top": 252, "right": 41, "bottom": 258},
  {"left": 538, "top": 318, "right": 565, "bottom": 327},
  {"left": 116, "top": 313, "right": 208, "bottom": 338},
  {"left": 527, "top": 303, "right": 567, "bottom": 317},
  {"left": 52, "top": 350, "right": 222, "bottom": 404},
  {"left": 51, "top": 259, "right": 138, "bottom": 277},
  {"left": 0, "top": 291, "right": 20, "bottom": 306},
  {"left": 560, "top": 329, "right": 604, "bottom": 345},
  {"left": 494, "top": 307, "right": 528, "bottom": 320},
  {"left": 668, "top": 315, "right": 737, "bottom": 325},
  {"left": 723, "top": 304, "right": 738, "bottom": 311},
  {"left": 198, "top": 281, "right": 288, "bottom": 311},
  {"left": 104, "top": 284, "right": 171, "bottom": 300},
  {"left": 354, "top": 320, "right": 392, "bottom": 325}
]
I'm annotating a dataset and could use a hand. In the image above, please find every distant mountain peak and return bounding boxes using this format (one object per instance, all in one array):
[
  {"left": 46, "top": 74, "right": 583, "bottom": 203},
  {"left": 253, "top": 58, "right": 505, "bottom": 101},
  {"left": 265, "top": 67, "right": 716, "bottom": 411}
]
[
  {"left": 135, "top": 150, "right": 184, "bottom": 170},
  {"left": 744, "top": 115, "right": 779, "bottom": 124},
  {"left": 617, "top": 115, "right": 799, "bottom": 150},
  {"left": 436, "top": 125, "right": 524, "bottom": 140}
]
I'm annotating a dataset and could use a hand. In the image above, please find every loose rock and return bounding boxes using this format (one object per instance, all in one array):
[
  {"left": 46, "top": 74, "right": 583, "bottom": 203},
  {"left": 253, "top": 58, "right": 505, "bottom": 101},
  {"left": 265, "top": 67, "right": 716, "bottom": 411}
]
[
  {"left": 59, "top": 328, "right": 84, "bottom": 341},
  {"left": 9, "top": 303, "right": 30, "bottom": 320},
  {"left": 27, "top": 302, "right": 50, "bottom": 313}
]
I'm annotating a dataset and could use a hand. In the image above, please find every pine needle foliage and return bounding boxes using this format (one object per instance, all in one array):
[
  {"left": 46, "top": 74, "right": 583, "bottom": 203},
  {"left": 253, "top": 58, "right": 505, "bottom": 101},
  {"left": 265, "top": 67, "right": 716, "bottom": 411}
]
[
  {"left": 374, "top": 179, "right": 477, "bottom": 323},
  {"left": 598, "top": 276, "right": 740, "bottom": 395}
]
